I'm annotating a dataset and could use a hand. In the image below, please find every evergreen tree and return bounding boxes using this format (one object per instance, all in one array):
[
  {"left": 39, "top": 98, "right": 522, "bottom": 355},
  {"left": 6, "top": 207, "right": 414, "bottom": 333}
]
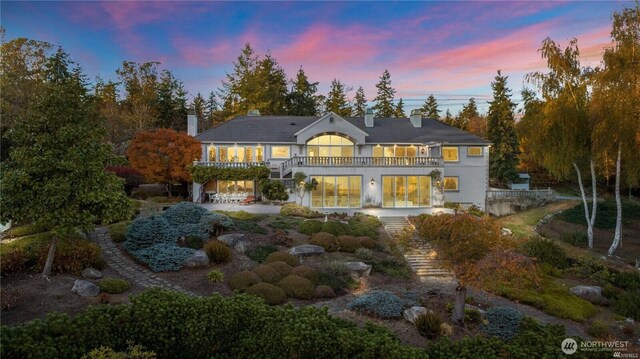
[
  {"left": 116, "top": 61, "right": 161, "bottom": 132},
  {"left": 206, "top": 91, "right": 221, "bottom": 125},
  {"left": 157, "top": 69, "right": 188, "bottom": 131},
  {"left": 325, "top": 79, "right": 352, "bottom": 117},
  {"left": 372, "top": 69, "right": 396, "bottom": 117},
  {"left": 487, "top": 70, "right": 520, "bottom": 184},
  {"left": 420, "top": 94, "right": 440, "bottom": 119},
  {"left": 0, "top": 49, "right": 132, "bottom": 276},
  {"left": 352, "top": 86, "right": 367, "bottom": 117},
  {"left": 394, "top": 98, "right": 406, "bottom": 118},
  {"left": 286, "top": 66, "right": 319, "bottom": 115},
  {"left": 192, "top": 93, "right": 208, "bottom": 132},
  {"left": 455, "top": 98, "right": 479, "bottom": 131},
  {"left": 443, "top": 109, "right": 453, "bottom": 124},
  {"left": 218, "top": 43, "right": 259, "bottom": 119},
  {"left": 254, "top": 51, "right": 288, "bottom": 115}
]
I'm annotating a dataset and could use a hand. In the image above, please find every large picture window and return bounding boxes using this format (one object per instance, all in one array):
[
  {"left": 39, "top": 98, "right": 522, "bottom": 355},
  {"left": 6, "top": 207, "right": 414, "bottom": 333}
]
[
  {"left": 372, "top": 145, "right": 418, "bottom": 157},
  {"left": 271, "top": 146, "right": 290, "bottom": 158},
  {"left": 442, "top": 147, "right": 459, "bottom": 162},
  {"left": 382, "top": 176, "right": 431, "bottom": 207},
  {"left": 208, "top": 145, "right": 265, "bottom": 163},
  {"left": 310, "top": 176, "right": 361, "bottom": 208},
  {"left": 307, "top": 135, "right": 354, "bottom": 158}
]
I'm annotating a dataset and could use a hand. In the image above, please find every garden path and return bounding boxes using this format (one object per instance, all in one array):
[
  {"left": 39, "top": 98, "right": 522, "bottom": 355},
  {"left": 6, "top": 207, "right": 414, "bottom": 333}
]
[{"left": 89, "top": 227, "right": 197, "bottom": 296}]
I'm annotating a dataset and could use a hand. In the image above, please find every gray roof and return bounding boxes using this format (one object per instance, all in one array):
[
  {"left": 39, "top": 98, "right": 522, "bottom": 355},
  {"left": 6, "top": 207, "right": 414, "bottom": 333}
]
[{"left": 195, "top": 115, "right": 490, "bottom": 145}]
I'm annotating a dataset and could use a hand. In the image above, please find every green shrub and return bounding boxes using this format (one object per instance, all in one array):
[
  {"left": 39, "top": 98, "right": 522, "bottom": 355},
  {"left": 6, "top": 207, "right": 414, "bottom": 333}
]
[
  {"left": 277, "top": 275, "right": 315, "bottom": 300},
  {"left": 182, "top": 236, "right": 204, "bottom": 249},
  {"left": 314, "top": 285, "right": 336, "bottom": 298},
  {"left": 98, "top": 279, "right": 131, "bottom": 294},
  {"left": 309, "top": 232, "right": 339, "bottom": 252},
  {"left": 203, "top": 240, "right": 232, "bottom": 264},
  {"left": 230, "top": 219, "right": 268, "bottom": 235},
  {"left": 265, "top": 252, "right": 298, "bottom": 267},
  {"left": 464, "top": 308, "right": 483, "bottom": 324},
  {"left": 558, "top": 200, "right": 640, "bottom": 229},
  {"left": 261, "top": 180, "right": 289, "bottom": 202},
  {"left": 602, "top": 283, "right": 623, "bottom": 299},
  {"left": 612, "top": 290, "right": 640, "bottom": 320},
  {"left": 109, "top": 222, "right": 129, "bottom": 243},
  {"left": 270, "top": 229, "right": 292, "bottom": 247},
  {"left": 321, "top": 221, "right": 347, "bottom": 236},
  {"left": 560, "top": 231, "right": 588, "bottom": 247},
  {"left": 199, "top": 212, "right": 234, "bottom": 236},
  {"left": 355, "top": 248, "right": 373, "bottom": 260},
  {"left": 587, "top": 320, "right": 611, "bottom": 339},
  {"left": 246, "top": 283, "right": 287, "bottom": 305},
  {"left": 372, "top": 260, "right": 412, "bottom": 279},
  {"left": 252, "top": 264, "right": 283, "bottom": 284},
  {"left": 414, "top": 312, "right": 443, "bottom": 339},
  {"left": 279, "top": 203, "right": 321, "bottom": 218},
  {"left": 522, "top": 238, "right": 569, "bottom": 269},
  {"left": 124, "top": 215, "right": 178, "bottom": 252},
  {"left": 207, "top": 269, "right": 224, "bottom": 283},
  {"left": 612, "top": 271, "right": 640, "bottom": 291},
  {"left": 337, "top": 235, "right": 363, "bottom": 253},
  {"left": 564, "top": 255, "right": 613, "bottom": 285},
  {"left": 266, "top": 261, "right": 293, "bottom": 277},
  {"left": 226, "top": 210, "right": 258, "bottom": 221},
  {"left": 347, "top": 290, "right": 403, "bottom": 318},
  {"left": 128, "top": 243, "right": 194, "bottom": 272},
  {"left": 81, "top": 343, "right": 156, "bottom": 359},
  {"left": 357, "top": 236, "right": 378, "bottom": 249},
  {"left": 298, "top": 220, "right": 323, "bottom": 235},
  {"left": 267, "top": 216, "right": 303, "bottom": 231},
  {"left": 346, "top": 214, "right": 381, "bottom": 239},
  {"left": 228, "top": 271, "right": 261, "bottom": 291},
  {"left": 482, "top": 307, "right": 523, "bottom": 341},
  {"left": 246, "top": 245, "right": 278, "bottom": 263},
  {"left": 162, "top": 202, "right": 208, "bottom": 225},
  {"left": 290, "top": 265, "right": 319, "bottom": 285},
  {"left": 326, "top": 260, "right": 349, "bottom": 276},
  {"left": 5, "top": 223, "right": 49, "bottom": 238},
  {"left": 318, "top": 271, "right": 359, "bottom": 293}
]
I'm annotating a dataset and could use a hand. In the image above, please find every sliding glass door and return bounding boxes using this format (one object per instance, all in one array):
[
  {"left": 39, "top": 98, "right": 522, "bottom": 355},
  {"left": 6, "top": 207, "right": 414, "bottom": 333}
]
[
  {"left": 310, "top": 176, "right": 361, "bottom": 208},
  {"left": 382, "top": 176, "right": 431, "bottom": 207}
]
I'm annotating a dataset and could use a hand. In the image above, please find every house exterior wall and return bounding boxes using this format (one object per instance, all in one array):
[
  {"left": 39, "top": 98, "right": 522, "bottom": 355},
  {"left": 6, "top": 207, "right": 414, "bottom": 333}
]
[{"left": 441, "top": 145, "right": 489, "bottom": 209}]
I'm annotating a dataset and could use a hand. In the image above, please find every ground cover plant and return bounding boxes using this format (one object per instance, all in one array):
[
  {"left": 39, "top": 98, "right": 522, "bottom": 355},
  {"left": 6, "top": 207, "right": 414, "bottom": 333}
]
[{"left": 558, "top": 200, "right": 640, "bottom": 229}]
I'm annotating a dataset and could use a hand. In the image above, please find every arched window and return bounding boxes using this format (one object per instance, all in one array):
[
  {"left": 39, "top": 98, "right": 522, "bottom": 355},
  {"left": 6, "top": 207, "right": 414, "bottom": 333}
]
[{"left": 307, "top": 134, "right": 354, "bottom": 157}]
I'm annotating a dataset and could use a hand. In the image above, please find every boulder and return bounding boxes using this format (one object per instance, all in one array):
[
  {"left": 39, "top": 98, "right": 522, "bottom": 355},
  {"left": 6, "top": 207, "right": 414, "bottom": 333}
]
[
  {"left": 288, "top": 244, "right": 325, "bottom": 257},
  {"left": 403, "top": 306, "right": 429, "bottom": 323},
  {"left": 570, "top": 285, "right": 608, "bottom": 305},
  {"left": 184, "top": 250, "right": 210, "bottom": 268},
  {"left": 501, "top": 228, "right": 513, "bottom": 236},
  {"left": 344, "top": 261, "right": 372, "bottom": 278},
  {"left": 81, "top": 267, "right": 102, "bottom": 279},
  {"left": 71, "top": 280, "right": 100, "bottom": 297},
  {"left": 217, "top": 233, "right": 245, "bottom": 247}
]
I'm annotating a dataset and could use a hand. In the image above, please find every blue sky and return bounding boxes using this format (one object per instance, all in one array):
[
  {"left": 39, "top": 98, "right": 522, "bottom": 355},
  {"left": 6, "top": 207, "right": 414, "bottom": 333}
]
[{"left": 1, "top": 1, "right": 627, "bottom": 114}]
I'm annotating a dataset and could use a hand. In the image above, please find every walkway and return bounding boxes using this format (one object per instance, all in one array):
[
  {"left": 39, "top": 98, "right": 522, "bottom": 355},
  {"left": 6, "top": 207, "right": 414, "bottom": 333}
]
[{"left": 90, "top": 227, "right": 196, "bottom": 296}]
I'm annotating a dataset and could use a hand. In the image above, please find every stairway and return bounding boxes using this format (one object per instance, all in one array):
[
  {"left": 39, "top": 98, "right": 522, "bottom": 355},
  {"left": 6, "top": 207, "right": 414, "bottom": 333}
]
[{"left": 379, "top": 216, "right": 453, "bottom": 280}]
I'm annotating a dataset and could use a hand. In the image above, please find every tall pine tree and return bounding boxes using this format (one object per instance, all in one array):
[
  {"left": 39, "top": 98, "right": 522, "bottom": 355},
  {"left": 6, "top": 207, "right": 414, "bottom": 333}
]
[
  {"left": 325, "top": 79, "right": 352, "bottom": 117},
  {"left": 286, "top": 66, "right": 319, "bottom": 115},
  {"left": 443, "top": 109, "right": 453, "bottom": 124},
  {"left": 372, "top": 69, "right": 396, "bottom": 117},
  {"left": 394, "top": 98, "right": 406, "bottom": 118},
  {"left": 254, "top": 51, "right": 288, "bottom": 115},
  {"left": 487, "top": 70, "right": 520, "bottom": 184},
  {"left": 421, "top": 94, "right": 440, "bottom": 119},
  {"left": 454, "top": 98, "right": 479, "bottom": 130},
  {"left": 352, "top": 86, "right": 367, "bottom": 117}
]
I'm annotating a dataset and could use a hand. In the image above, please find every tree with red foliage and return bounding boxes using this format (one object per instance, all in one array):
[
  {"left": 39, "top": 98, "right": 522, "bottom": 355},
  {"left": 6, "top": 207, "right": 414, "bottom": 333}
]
[{"left": 127, "top": 129, "right": 201, "bottom": 196}]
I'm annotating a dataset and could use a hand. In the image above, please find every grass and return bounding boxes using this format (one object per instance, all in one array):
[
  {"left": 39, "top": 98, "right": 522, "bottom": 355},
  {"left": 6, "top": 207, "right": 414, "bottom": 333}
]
[
  {"left": 498, "top": 200, "right": 580, "bottom": 237},
  {"left": 231, "top": 219, "right": 268, "bottom": 234},
  {"left": 267, "top": 216, "right": 304, "bottom": 231},
  {"left": 372, "top": 259, "right": 413, "bottom": 279},
  {"left": 4, "top": 223, "right": 49, "bottom": 238},
  {"left": 557, "top": 199, "right": 640, "bottom": 229},
  {"left": 246, "top": 244, "right": 278, "bottom": 263},
  {"left": 215, "top": 210, "right": 266, "bottom": 222}
]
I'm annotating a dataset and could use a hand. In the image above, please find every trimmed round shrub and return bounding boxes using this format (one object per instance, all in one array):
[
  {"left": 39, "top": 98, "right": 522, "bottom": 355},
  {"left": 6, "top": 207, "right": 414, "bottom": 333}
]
[
  {"left": 246, "top": 283, "right": 287, "bottom": 305},
  {"left": 337, "top": 235, "right": 363, "bottom": 253},
  {"left": 522, "top": 238, "right": 569, "bottom": 269},
  {"left": 587, "top": 320, "right": 611, "bottom": 339},
  {"left": 280, "top": 203, "right": 322, "bottom": 218},
  {"left": 309, "top": 232, "right": 338, "bottom": 252},
  {"left": 204, "top": 240, "right": 232, "bottom": 264},
  {"left": 277, "top": 275, "right": 315, "bottom": 300},
  {"left": 357, "top": 236, "right": 377, "bottom": 249},
  {"left": 124, "top": 215, "right": 178, "bottom": 252},
  {"left": 207, "top": 269, "right": 224, "bottom": 283},
  {"left": 355, "top": 248, "right": 373, "bottom": 260},
  {"left": 314, "top": 285, "right": 336, "bottom": 298},
  {"left": 612, "top": 290, "right": 640, "bottom": 320},
  {"left": 347, "top": 290, "right": 403, "bottom": 318},
  {"left": 298, "top": 220, "right": 323, "bottom": 235},
  {"left": 109, "top": 222, "right": 129, "bottom": 243},
  {"left": 253, "top": 264, "right": 283, "bottom": 284},
  {"left": 129, "top": 243, "right": 195, "bottom": 272},
  {"left": 270, "top": 229, "right": 293, "bottom": 247},
  {"left": 291, "top": 265, "right": 319, "bottom": 285},
  {"left": 321, "top": 221, "right": 347, "bottom": 236},
  {"left": 415, "top": 312, "right": 443, "bottom": 339},
  {"left": 266, "top": 261, "right": 293, "bottom": 277},
  {"left": 265, "top": 252, "right": 298, "bottom": 267},
  {"left": 162, "top": 202, "right": 208, "bottom": 225},
  {"left": 228, "top": 271, "right": 261, "bottom": 291},
  {"left": 347, "top": 214, "right": 381, "bottom": 239},
  {"left": 98, "top": 278, "right": 131, "bottom": 294},
  {"left": 199, "top": 212, "right": 234, "bottom": 236},
  {"left": 482, "top": 306, "right": 523, "bottom": 341}
]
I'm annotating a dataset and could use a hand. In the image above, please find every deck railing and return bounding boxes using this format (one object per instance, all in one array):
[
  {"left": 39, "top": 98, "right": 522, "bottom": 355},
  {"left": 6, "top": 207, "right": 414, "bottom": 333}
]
[
  {"left": 282, "top": 156, "right": 442, "bottom": 172},
  {"left": 194, "top": 161, "right": 266, "bottom": 169},
  {"left": 486, "top": 188, "right": 555, "bottom": 200}
]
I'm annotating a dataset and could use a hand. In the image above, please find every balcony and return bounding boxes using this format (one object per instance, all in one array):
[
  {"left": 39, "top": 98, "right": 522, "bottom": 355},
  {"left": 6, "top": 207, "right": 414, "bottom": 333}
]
[
  {"left": 194, "top": 161, "right": 266, "bottom": 169},
  {"left": 281, "top": 156, "right": 443, "bottom": 172}
]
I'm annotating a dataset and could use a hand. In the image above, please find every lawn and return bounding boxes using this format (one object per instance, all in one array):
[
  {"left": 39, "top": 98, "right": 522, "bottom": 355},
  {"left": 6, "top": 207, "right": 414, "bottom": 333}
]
[{"left": 499, "top": 200, "right": 580, "bottom": 237}]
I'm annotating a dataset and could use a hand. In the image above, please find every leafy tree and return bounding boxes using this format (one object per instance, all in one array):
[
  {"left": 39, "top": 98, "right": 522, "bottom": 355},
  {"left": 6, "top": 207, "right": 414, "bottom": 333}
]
[
  {"left": 286, "top": 67, "right": 319, "bottom": 116},
  {"left": 372, "top": 69, "right": 396, "bottom": 117},
  {"left": 127, "top": 129, "right": 202, "bottom": 197},
  {"left": 420, "top": 94, "right": 440, "bottom": 119},
  {"left": 517, "top": 89, "right": 547, "bottom": 173},
  {"left": 94, "top": 78, "right": 127, "bottom": 153},
  {"left": 260, "top": 179, "right": 289, "bottom": 202},
  {"left": 293, "top": 172, "right": 318, "bottom": 205},
  {"left": 325, "top": 79, "right": 352, "bottom": 117},
  {"left": 526, "top": 39, "right": 596, "bottom": 247},
  {"left": 487, "top": 70, "right": 520, "bottom": 184},
  {"left": 116, "top": 61, "right": 161, "bottom": 132},
  {"left": 394, "top": 98, "right": 406, "bottom": 118},
  {"left": 0, "top": 49, "right": 132, "bottom": 276},
  {"left": 352, "top": 86, "right": 367, "bottom": 117}
]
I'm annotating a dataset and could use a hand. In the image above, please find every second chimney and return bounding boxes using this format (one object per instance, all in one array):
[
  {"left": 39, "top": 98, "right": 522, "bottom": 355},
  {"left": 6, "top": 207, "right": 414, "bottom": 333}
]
[
  {"left": 187, "top": 109, "right": 198, "bottom": 136},
  {"left": 365, "top": 108, "right": 374, "bottom": 127},
  {"left": 410, "top": 109, "right": 422, "bottom": 128}
]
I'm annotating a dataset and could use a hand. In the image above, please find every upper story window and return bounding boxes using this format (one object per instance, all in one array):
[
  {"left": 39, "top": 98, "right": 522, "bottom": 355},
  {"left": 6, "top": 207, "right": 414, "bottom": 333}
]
[
  {"left": 372, "top": 145, "right": 417, "bottom": 157},
  {"left": 467, "top": 146, "right": 483, "bottom": 157},
  {"left": 442, "top": 146, "right": 459, "bottom": 162},
  {"left": 208, "top": 145, "right": 264, "bottom": 163},
  {"left": 271, "top": 146, "right": 290, "bottom": 159},
  {"left": 307, "top": 134, "right": 354, "bottom": 157}
]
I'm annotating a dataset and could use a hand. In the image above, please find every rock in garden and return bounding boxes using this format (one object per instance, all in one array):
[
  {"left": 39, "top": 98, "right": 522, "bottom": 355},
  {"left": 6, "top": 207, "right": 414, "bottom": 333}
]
[
  {"left": 403, "top": 306, "right": 429, "bottom": 323},
  {"left": 344, "top": 261, "right": 372, "bottom": 278},
  {"left": 71, "top": 280, "right": 100, "bottom": 297},
  {"left": 288, "top": 244, "right": 325, "bottom": 257},
  {"left": 501, "top": 228, "right": 513, "bottom": 236},
  {"left": 570, "top": 285, "right": 608, "bottom": 305},
  {"left": 81, "top": 267, "right": 102, "bottom": 279},
  {"left": 184, "top": 250, "right": 210, "bottom": 268},
  {"left": 217, "top": 233, "right": 245, "bottom": 246}
]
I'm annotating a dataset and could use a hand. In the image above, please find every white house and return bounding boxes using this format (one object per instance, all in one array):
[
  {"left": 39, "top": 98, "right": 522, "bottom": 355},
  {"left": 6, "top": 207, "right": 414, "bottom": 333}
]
[{"left": 190, "top": 109, "right": 490, "bottom": 210}]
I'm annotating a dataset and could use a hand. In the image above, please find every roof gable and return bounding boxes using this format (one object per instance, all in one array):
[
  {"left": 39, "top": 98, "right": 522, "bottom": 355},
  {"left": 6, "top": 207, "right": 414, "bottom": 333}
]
[{"left": 294, "top": 112, "right": 368, "bottom": 145}]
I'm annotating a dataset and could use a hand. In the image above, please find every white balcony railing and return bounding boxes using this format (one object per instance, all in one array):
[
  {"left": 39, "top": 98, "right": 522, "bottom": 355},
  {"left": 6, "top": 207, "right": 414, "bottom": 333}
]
[
  {"left": 194, "top": 161, "right": 266, "bottom": 169},
  {"left": 282, "top": 156, "right": 443, "bottom": 172}
]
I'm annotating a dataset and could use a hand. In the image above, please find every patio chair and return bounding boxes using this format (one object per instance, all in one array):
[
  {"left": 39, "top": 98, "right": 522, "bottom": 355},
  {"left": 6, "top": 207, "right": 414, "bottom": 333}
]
[{"left": 240, "top": 195, "right": 256, "bottom": 206}]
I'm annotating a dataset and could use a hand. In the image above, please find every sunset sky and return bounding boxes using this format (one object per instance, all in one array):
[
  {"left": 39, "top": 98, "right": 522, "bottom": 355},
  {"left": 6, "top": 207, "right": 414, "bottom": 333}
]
[{"left": 1, "top": 1, "right": 627, "bottom": 114}]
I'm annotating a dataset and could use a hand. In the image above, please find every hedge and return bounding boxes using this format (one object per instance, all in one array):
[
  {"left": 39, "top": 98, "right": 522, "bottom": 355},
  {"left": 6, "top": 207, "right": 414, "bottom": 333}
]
[
  {"left": 190, "top": 165, "right": 270, "bottom": 184},
  {"left": 1, "top": 289, "right": 603, "bottom": 359}
]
